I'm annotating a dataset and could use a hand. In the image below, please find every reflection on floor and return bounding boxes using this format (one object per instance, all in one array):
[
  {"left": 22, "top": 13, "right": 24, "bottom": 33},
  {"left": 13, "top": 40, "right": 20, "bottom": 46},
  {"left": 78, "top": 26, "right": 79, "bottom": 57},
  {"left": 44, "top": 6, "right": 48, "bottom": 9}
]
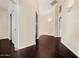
[{"left": 0, "top": 35, "right": 78, "bottom": 58}]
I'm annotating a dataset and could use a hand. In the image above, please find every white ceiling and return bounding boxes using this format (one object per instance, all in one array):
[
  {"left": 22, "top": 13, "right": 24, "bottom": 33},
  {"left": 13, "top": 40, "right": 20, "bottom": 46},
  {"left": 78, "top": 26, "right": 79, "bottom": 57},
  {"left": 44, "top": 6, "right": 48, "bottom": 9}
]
[
  {"left": 38, "top": 0, "right": 55, "bottom": 15},
  {"left": 0, "top": 0, "right": 8, "bottom": 9},
  {"left": 65, "top": 0, "right": 76, "bottom": 8}
]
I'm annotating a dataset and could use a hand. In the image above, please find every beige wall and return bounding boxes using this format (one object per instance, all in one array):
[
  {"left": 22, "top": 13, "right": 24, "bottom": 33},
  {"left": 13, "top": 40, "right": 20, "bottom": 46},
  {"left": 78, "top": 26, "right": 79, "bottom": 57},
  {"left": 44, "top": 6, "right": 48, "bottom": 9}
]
[
  {"left": 38, "top": 5, "right": 58, "bottom": 38},
  {"left": 61, "top": 0, "right": 79, "bottom": 57},
  {"left": 17, "top": 0, "right": 36, "bottom": 49},
  {"left": 0, "top": 9, "right": 8, "bottom": 39},
  {"left": 9, "top": 0, "right": 37, "bottom": 50},
  {"left": 9, "top": 0, "right": 19, "bottom": 50}
]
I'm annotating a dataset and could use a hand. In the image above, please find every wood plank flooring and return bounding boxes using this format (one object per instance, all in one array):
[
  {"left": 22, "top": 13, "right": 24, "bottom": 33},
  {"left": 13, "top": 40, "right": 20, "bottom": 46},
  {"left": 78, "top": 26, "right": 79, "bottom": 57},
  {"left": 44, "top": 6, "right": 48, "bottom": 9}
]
[{"left": 0, "top": 37, "right": 78, "bottom": 58}]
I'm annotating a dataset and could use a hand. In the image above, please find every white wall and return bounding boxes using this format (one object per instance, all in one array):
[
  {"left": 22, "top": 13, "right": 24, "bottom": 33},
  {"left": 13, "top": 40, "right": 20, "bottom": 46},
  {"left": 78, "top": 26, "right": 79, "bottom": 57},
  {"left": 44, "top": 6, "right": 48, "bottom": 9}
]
[
  {"left": 0, "top": 9, "right": 8, "bottom": 39},
  {"left": 38, "top": 5, "right": 58, "bottom": 38},
  {"left": 61, "top": 0, "right": 79, "bottom": 57},
  {"left": 9, "top": 0, "right": 36, "bottom": 50},
  {"left": 8, "top": 0, "right": 19, "bottom": 50},
  {"left": 17, "top": 0, "right": 36, "bottom": 49}
]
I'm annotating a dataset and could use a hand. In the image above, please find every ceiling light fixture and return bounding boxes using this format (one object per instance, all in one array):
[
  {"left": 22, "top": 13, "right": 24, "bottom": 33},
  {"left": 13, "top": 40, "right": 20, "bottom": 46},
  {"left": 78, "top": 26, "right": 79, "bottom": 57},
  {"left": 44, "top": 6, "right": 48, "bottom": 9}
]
[
  {"left": 50, "top": 0, "right": 57, "bottom": 6},
  {"left": 66, "top": 0, "right": 76, "bottom": 12},
  {"left": 48, "top": 18, "right": 52, "bottom": 22}
]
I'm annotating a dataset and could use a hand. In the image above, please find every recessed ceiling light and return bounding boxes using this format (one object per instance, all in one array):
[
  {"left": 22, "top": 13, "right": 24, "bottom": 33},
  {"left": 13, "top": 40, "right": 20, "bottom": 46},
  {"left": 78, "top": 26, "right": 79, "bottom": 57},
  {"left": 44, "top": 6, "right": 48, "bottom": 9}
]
[{"left": 48, "top": 18, "right": 52, "bottom": 22}]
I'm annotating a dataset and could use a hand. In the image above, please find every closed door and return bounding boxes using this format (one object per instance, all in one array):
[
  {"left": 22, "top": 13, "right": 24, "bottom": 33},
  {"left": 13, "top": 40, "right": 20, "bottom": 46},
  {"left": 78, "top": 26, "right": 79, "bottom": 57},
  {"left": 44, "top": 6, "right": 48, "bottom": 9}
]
[{"left": 10, "top": 11, "right": 16, "bottom": 44}]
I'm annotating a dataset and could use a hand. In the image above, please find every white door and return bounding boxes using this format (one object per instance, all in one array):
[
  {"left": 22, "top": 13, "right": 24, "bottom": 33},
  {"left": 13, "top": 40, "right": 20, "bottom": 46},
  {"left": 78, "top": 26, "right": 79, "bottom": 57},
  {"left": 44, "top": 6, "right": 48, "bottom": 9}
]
[{"left": 10, "top": 11, "right": 16, "bottom": 44}]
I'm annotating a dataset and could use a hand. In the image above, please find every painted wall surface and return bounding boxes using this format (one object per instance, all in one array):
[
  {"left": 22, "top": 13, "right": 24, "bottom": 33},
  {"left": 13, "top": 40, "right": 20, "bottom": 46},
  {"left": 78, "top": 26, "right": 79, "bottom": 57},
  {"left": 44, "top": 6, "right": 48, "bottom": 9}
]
[
  {"left": 17, "top": 0, "right": 36, "bottom": 49},
  {"left": 9, "top": 0, "right": 36, "bottom": 49},
  {"left": 61, "top": 0, "right": 79, "bottom": 57},
  {"left": 38, "top": 5, "right": 58, "bottom": 38},
  {"left": 0, "top": 9, "right": 8, "bottom": 39},
  {"left": 8, "top": 0, "right": 19, "bottom": 50}
]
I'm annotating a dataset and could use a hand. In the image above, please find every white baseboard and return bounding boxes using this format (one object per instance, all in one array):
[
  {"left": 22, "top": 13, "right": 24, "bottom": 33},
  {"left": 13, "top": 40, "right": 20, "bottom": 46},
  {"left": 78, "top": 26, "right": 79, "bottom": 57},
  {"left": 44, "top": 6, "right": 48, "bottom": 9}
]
[
  {"left": 15, "top": 43, "right": 36, "bottom": 51},
  {"left": 61, "top": 41, "right": 79, "bottom": 57},
  {"left": 0, "top": 37, "right": 9, "bottom": 40}
]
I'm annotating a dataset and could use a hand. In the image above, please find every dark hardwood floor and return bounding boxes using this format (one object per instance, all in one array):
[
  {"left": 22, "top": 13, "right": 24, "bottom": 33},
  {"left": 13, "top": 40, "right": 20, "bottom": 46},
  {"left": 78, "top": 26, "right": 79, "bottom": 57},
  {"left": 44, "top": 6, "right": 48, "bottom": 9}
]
[
  {"left": 0, "top": 36, "right": 78, "bottom": 58},
  {"left": 57, "top": 43, "right": 78, "bottom": 58},
  {"left": 11, "top": 45, "right": 36, "bottom": 58},
  {"left": 0, "top": 38, "right": 15, "bottom": 58},
  {"left": 11, "top": 44, "right": 78, "bottom": 58}
]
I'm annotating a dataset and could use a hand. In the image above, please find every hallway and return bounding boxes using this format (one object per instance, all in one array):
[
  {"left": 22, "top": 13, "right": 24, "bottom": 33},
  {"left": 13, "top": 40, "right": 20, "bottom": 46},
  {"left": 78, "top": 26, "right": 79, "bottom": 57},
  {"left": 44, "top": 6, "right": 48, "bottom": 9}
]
[{"left": 0, "top": 0, "right": 79, "bottom": 58}]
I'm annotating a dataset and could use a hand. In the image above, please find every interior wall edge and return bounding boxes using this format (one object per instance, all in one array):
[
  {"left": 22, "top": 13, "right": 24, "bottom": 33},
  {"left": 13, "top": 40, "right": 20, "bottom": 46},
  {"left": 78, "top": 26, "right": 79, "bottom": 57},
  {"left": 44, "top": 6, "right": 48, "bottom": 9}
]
[
  {"left": 16, "top": 43, "right": 36, "bottom": 51},
  {"left": 61, "top": 40, "right": 79, "bottom": 57}
]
